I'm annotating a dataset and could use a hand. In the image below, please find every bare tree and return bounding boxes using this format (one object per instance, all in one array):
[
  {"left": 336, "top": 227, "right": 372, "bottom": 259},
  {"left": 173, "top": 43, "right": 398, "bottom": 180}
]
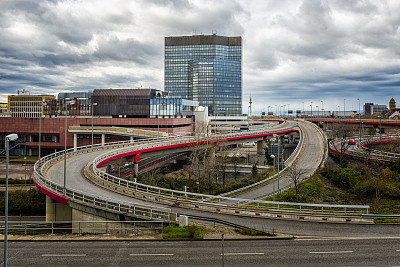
[
  {"left": 287, "top": 164, "right": 306, "bottom": 202},
  {"left": 326, "top": 123, "right": 357, "bottom": 167}
]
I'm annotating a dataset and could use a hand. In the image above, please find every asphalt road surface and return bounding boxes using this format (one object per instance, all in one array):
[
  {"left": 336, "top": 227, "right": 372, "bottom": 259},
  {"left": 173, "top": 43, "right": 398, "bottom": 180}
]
[
  {"left": 232, "top": 120, "right": 325, "bottom": 200},
  {"left": 2, "top": 238, "right": 400, "bottom": 266},
  {"left": 43, "top": 123, "right": 400, "bottom": 238}
]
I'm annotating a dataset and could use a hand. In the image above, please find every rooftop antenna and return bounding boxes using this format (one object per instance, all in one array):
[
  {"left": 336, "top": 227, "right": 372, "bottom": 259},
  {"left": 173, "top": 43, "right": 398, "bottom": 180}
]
[{"left": 249, "top": 95, "right": 252, "bottom": 117}]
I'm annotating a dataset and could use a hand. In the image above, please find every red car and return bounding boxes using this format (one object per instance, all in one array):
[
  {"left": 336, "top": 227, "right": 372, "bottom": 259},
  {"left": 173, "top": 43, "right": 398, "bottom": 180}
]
[{"left": 348, "top": 139, "right": 356, "bottom": 145}]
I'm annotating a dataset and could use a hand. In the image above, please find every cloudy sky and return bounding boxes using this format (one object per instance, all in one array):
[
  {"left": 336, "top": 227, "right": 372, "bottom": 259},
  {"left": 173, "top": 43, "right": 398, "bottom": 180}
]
[{"left": 1, "top": 0, "right": 399, "bottom": 114}]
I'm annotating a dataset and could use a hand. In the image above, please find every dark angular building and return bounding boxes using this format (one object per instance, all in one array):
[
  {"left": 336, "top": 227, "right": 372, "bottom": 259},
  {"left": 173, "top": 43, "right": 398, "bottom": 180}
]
[
  {"left": 165, "top": 34, "right": 242, "bottom": 116},
  {"left": 91, "top": 89, "right": 160, "bottom": 118}
]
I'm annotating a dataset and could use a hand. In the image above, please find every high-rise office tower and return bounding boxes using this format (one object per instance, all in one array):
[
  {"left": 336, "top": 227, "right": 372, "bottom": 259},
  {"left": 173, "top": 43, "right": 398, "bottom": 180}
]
[{"left": 164, "top": 34, "right": 242, "bottom": 116}]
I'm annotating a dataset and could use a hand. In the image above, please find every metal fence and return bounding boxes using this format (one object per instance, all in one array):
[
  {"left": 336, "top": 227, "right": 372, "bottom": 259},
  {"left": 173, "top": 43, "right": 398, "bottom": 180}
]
[{"left": 0, "top": 220, "right": 164, "bottom": 235}]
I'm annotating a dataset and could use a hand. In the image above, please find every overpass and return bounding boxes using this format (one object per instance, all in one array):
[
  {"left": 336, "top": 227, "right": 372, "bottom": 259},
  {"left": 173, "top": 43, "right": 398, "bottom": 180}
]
[
  {"left": 329, "top": 135, "right": 400, "bottom": 162},
  {"left": 308, "top": 118, "right": 400, "bottom": 135},
  {"left": 33, "top": 120, "right": 374, "bottom": 233},
  {"left": 68, "top": 126, "right": 169, "bottom": 150}
]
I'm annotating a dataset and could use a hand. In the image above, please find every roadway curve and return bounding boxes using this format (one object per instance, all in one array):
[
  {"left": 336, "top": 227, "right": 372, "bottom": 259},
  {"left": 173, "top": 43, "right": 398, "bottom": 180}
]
[
  {"left": 41, "top": 120, "right": 400, "bottom": 238},
  {"left": 232, "top": 120, "right": 326, "bottom": 200}
]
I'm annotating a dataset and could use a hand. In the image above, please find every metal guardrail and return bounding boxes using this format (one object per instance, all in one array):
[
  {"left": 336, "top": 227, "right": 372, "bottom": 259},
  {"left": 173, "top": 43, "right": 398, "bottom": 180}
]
[
  {"left": 0, "top": 220, "right": 164, "bottom": 235},
  {"left": 34, "top": 138, "right": 174, "bottom": 222},
  {"left": 69, "top": 126, "right": 169, "bottom": 138},
  {"left": 359, "top": 136, "right": 400, "bottom": 159},
  {"left": 35, "top": 122, "right": 369, "bottom": 225},
  {"left": 330, "top": 135, "right": 400, "bottom": 161},
  {"left": 88, "top": 125, "right": 369, "bottom": 214},
  {"left": 362, "top": 214, "right": 400, "bottom": 219},
  {"left": 216, "top": 123, "right": 304, "bottom": 197},
  {"left": 178, "top": 214, "right": 247, "bottom": 230}
]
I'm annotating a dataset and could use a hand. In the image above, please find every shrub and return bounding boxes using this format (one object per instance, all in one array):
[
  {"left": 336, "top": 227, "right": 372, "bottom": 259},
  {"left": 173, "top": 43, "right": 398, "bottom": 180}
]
[
  {"left": 330, "top": 167, "right": 361, "bottom": 189},
  {"left": 240, "top": 228, "right": 273, "bottom": 236},
  {"left": 162, "top": 224, "right": 202, "bottom": 239}
]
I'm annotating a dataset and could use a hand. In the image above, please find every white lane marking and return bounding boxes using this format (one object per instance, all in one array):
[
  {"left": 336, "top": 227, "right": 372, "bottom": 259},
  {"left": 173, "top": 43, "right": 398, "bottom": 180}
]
[
  {"left": 130, "top": 254, "right": 174, "bottom": 256},
  {"left": 396, "top": 250, "right": 400, "bottom": 252},
  {"left": 222, "top": 253, "right": 265, "bottom": 256},
  {"left": 42, "top": 254, "right": 86, "bottom": 257},
  {"left": 309, "top": 251, "right": 353, "bottom": 254}
]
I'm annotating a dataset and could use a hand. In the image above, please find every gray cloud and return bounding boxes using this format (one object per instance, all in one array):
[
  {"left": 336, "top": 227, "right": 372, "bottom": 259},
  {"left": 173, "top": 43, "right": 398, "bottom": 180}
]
[{"left": 0, "top": 0, "right": 399, "bottom": 113}]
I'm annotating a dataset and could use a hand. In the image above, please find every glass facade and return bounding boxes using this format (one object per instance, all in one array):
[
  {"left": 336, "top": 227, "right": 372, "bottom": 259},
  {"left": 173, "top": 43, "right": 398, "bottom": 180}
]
[
  {"left": 150, "top": 98, "right": 198, "bottom": 117},
  {"left": 165, "top": 35, "right": 242, "bottom": 116}
]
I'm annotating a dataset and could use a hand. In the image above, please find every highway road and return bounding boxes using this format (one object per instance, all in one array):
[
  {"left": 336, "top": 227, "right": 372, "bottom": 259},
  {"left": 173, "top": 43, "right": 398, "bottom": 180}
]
[
  {"left": 232, "top": 120, "right": 325, "bottom": 200},
  {"left": 47, "top": 148, "right": 170, "bottom": 209},
  {"left": 44, "top": 130, "right": 400, "bottom": 238},
  {"left": 2, "top": 238, "right": 400, "bottom": 266},
  {"left": 43, "top": 121, "right": 400, "bottom": 238}
]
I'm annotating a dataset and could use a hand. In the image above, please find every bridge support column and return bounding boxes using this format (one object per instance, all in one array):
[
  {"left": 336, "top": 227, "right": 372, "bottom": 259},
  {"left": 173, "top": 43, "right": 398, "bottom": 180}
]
[
  {"left": 130, "top": 136, "right": 133, "bottom": 142},
  {"left": 209, "top": 148, "right": 216, "bottom": 159},
  {"left": 257, "top": 140, "right": 265, "bottom": 155},
  {"left": 101, "top": 134, "right": 105, "bottom": 146},
  {"left": 46, "top": 196, "right": 72, "bottom": 222},
  {"left": 134, "top": 154, "right": 140, "bottom": 176},
  {"left": 73, "top": 133, "right": 78, "bottom": 151}
]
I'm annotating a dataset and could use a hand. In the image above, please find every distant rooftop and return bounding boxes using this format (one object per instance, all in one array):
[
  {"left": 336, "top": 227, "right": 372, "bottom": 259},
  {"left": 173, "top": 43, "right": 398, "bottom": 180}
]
[
  {"left": 165, "top": 35, "right": 241, "bottom": 46},
  {"left": 92, "top": 89, "right": 158, "bottom": 97}
]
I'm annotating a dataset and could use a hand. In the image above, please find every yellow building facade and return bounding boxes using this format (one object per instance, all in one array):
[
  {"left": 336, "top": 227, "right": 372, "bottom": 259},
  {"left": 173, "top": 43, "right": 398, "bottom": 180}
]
[{"left": 8, "top": 94, "right": 56, "bottom": 118}]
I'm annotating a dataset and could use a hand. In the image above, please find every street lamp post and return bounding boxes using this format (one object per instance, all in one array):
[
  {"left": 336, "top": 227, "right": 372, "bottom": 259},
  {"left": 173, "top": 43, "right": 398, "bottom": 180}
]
[
  {"left": 271, "top": 154, "right": 275, "bottom": 203},
  {"left": 63, "top": 100, "right": 75, "bottom": 196},
  {"left": 378, "top": 116, "right": 382, "bottom": 150},
  {"left": 38, "top": 101, "right": 47, "bottom": 163},
  {"left": 4, "top": 133, "right": 18, "bottom": 267},
  {"left": 358, "top": 98, "right": 361, "bottom": 143},
  {"left": 158, "top": 103, "right": 160, "bottom": 138},
  {"left": 344, "top": 99, "right": 346, "bottom": 118},
  {"left": 310, "top": 102, "right": 313, "bottom": 118},
  {"left": 91, "top": 102, "right": 97, "bottom": 146},
  {"left": 321, "top": 101, "right": 324, "bottom": 117}
]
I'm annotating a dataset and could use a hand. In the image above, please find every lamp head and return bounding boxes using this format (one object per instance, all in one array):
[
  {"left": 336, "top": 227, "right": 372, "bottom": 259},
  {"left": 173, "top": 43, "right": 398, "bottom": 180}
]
[
  {"left": 6, "top": 133, "right": 18, "bottom": 141},
  {"left": 271, "top": 155, "right": 275, "bottom": 158}
]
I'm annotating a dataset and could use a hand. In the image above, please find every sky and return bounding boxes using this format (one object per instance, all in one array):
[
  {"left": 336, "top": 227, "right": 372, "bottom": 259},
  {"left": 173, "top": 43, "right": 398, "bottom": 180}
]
[{"left": 1, "top": 0, "right": 399, "bottom": 114}]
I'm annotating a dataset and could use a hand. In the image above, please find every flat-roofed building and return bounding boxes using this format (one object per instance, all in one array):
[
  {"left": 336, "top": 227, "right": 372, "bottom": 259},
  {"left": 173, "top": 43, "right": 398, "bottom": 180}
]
[{"left": 8, "top": 90, "right": 56, "bottom": 118}]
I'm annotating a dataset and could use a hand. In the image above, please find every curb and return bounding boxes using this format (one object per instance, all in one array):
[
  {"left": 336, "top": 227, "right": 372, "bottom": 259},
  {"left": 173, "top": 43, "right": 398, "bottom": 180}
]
[{"left": 2, "top": 234, "right": 294, "bottom": 242}]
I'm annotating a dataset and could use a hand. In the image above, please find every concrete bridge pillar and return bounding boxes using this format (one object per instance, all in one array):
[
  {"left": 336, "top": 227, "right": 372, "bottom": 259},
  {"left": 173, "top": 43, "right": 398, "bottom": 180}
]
[
  {"left": 46, "top": 196, "right": 72, "bottom": 222},
  {"left": 101, "top": 134, "right": 105, "bottom": 146},
  {"left": 209, "top": 148, "right": 216, "bottom": 159},
  {"left": 134, "top": 154, "right": 140, "bottom": 176},
  {"left": 257, "top": 140, "right": 265, "bottom": 155},
  {"left": 73, "top": 133, "right": 78, "bottom": 151}
]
